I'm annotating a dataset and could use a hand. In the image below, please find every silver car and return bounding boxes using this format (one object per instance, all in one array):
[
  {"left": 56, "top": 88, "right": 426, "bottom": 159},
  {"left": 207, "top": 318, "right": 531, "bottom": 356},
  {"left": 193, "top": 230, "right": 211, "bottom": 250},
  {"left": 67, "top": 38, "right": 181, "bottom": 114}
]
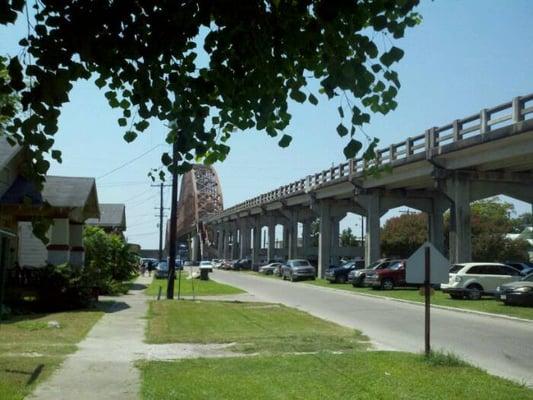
[{"left": 282, "top": 259, "right": 316, "bottom": 282}]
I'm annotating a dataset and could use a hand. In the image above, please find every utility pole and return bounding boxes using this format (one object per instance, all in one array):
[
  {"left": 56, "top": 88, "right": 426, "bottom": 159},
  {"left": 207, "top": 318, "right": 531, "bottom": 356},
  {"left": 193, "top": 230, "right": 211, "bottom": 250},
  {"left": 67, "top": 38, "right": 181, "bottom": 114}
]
[
  {"left": 167, "top": 139, "right": 179, "bottom": 299},
  {"left": 151, "top": 182, "right": 171, "bottom": 260}
]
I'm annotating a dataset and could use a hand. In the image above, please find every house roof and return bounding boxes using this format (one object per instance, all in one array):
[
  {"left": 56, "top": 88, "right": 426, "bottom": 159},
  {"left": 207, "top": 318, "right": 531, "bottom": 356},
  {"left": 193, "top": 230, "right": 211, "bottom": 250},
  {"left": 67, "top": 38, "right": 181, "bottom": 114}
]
[
  {"left": 86, "top": 203, "right": 126, "bottom": 230},
  {"left": 0, "top": 175, "right": 100, "bottom": 221},
  {"left": 0, "top": 136, "right": 22, "bottom": 169}
]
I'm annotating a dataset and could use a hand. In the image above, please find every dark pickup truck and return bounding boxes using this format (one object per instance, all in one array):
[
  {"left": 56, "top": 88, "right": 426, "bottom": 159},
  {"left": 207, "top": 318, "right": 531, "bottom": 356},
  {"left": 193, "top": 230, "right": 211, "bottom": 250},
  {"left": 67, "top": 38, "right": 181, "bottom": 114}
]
[
  {"left": 325, "top": 260, "right": 365, "bottom": 284},
  {"left": 364, "top": 260, "right": 407, "bottom": 290}
]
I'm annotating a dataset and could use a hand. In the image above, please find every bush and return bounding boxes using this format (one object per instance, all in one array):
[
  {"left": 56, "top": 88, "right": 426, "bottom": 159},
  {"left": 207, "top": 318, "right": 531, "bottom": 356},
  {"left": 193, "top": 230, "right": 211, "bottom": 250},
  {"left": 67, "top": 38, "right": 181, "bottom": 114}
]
[
  {"left": 36, "top": 263, "right": 94, "bottom": 311},
  {"left": 83, "top": 226, "right": 137, "bottom": 295}
]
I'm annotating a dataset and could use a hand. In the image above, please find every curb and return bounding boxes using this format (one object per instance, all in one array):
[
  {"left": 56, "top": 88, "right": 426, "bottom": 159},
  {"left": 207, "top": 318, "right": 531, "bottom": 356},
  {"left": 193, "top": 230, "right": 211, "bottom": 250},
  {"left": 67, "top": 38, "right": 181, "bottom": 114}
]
[{"left": 228, "top": 272, "right": 533, "bottom": 324}]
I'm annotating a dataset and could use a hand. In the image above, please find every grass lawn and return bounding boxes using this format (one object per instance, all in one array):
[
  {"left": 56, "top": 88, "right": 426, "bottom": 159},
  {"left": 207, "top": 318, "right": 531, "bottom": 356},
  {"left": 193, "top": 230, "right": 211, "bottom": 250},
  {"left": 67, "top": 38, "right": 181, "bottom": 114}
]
[
  {"left": 139, "top": 349, "right": 533, "bottom": 400},
  {"left": 246, "top": 272, "right": 533, "bottom": 320},
  {"left": 0, "top": 306, "right": 106, "bottom": 400},
  {"left": 144, "top": 275, "right": 245, "bottom": 297},
  {"left": 303, "top": 278, "right": 533, "bottom": 320},
  {"left": 146, "top": 300, "right": 368, "bottom": 353}
]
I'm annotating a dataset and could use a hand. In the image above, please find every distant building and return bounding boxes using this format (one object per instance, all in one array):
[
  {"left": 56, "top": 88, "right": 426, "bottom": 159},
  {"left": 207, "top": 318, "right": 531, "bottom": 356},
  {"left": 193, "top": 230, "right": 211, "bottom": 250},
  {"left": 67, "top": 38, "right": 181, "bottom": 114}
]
[
  {"left": 505, "top": 227, "right": 533, "bottom": 261},
  {"left": 86, "top": 203, "right": 127, "bottom": 235}
]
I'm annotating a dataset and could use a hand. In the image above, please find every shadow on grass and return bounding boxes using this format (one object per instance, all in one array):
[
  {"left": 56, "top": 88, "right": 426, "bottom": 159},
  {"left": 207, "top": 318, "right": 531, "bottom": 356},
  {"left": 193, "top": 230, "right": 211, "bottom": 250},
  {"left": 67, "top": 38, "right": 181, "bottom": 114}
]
[{"left": 4, "top": 363, "right": 44, "bottom": 386}]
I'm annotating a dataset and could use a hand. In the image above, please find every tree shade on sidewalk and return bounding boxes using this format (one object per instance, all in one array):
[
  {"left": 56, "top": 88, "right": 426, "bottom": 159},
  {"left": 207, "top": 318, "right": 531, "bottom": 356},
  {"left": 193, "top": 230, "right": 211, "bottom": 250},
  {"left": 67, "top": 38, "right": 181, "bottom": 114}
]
[{"left": 27, "top": 275, "right": 153, "bottom": 400}]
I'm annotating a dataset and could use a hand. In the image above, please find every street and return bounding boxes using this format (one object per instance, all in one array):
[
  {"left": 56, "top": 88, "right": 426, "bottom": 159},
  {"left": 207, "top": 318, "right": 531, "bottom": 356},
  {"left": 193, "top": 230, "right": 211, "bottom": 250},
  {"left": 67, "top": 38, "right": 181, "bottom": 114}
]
[{"left": 212, "top": 270, "right": 533, "bottom": 387}]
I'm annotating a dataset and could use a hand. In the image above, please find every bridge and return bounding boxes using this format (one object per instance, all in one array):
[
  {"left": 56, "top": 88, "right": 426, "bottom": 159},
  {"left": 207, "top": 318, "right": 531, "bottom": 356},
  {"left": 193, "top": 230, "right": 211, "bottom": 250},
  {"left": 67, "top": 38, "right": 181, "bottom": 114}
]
[{"left": 174, "top": 93, "right": 533, "bottom": 277}]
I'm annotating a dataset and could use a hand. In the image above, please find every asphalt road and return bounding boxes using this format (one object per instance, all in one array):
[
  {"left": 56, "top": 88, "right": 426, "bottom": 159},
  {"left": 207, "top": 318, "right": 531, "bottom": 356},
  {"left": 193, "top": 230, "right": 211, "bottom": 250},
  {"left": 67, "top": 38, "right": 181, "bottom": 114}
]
[{"left": 212, "top": 270, "right": 533, "bottom": 386}]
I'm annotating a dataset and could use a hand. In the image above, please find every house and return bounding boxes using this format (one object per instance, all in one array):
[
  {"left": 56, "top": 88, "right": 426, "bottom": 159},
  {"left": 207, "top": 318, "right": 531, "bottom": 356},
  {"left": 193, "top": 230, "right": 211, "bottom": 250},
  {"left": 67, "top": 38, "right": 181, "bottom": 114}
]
[
  {"left": 0, "top": 137, "right": 100, "bottom": 269},
  {"left": 86, "top": 203, "right": 127, "bottom": 235}
]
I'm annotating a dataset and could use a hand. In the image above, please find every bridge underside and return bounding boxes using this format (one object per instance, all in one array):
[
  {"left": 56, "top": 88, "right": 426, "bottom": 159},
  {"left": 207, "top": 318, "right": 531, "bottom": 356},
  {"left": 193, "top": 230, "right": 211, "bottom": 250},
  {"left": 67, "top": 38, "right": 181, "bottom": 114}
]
[{"left": 204, "top": 97, "right": 533, "bottom": 276}]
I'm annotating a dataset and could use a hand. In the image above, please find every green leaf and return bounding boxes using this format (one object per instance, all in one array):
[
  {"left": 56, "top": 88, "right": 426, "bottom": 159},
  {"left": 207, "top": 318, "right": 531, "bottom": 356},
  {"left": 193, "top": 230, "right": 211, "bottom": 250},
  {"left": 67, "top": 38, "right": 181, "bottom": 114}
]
[
  {"left": 51, "top": 150, "right": 62, "bottom": 162},
  {"left": 95, "top": 76, "right": 106, "bottom": 88},
  {"left": 343, "top": 139, "right": 363, "bottom": 159},
  {"left": 289, "top": 89, "right": 306, "bottom": 103},
  {"left": 336, "top": 123, "right": 349, "bottom": 137},
  {"left": 161, "top": 152, "right": 172, "bottom": 166},
  {"left": 308, "top": 93, "right": 318, "bottom": 105},
  {"left": 123, "top": 131, "right": 137, "bottom": 143},
  {"left": 118, "top": 118, "right": 127, "bottom": 127},
  {"left": 278, "top": 134, "right": 292, "bottom": 148}
]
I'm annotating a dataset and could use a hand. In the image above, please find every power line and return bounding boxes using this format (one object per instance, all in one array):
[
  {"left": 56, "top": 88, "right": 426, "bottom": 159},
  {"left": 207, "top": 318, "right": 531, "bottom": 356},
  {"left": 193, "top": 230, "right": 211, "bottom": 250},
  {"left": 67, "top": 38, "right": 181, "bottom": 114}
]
[{"left": 97, "top": 144, "right": 163, "bottom": 180}]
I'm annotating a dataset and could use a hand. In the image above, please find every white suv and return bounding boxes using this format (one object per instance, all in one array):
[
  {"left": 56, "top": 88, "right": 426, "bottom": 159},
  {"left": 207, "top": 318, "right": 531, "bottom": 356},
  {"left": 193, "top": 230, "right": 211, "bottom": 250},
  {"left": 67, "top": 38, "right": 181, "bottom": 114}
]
[{"left": 441, "top": 263, "right": 522, "bottom": 300}]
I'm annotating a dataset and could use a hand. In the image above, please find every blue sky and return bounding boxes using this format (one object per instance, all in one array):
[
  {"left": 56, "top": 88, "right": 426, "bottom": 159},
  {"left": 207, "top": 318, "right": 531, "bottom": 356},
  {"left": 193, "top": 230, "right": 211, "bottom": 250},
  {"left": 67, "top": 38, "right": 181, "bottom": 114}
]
[{"left": 1, "top": 0, "right": 532, "bottom": 248}]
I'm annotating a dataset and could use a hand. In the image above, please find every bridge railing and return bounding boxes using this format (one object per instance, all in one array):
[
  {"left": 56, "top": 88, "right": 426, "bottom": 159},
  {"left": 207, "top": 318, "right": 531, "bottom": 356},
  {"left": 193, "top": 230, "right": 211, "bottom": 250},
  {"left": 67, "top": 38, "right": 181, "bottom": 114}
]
[{"left": 209, "top": 93, "right": 533, "bottom": 221}]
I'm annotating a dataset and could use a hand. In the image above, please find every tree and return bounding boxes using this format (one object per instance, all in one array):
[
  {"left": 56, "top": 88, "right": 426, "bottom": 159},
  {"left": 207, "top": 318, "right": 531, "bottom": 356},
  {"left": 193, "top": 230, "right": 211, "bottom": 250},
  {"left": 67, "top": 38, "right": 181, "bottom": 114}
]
[
  {"left": 468, "top": 198, "right": 528, "bottom": 262},
  {"left": 381, "top": 212, "right": 427, "bottom": 258},
  {"left": 0, "top": 1, "right": 421, "bottom": 184},
  {"left": 0, "top": 56, "right": 18, "bottom": 131},
  {"left": 340, "top": 227, "right": 358, "bottom": 247},
  {"left": 511, "top": 212, "right": 533, "bottom": 233}
]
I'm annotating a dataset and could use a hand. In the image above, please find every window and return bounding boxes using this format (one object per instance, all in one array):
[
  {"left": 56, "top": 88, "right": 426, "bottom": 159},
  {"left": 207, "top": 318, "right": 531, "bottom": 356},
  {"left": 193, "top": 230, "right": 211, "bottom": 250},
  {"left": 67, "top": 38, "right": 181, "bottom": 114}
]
[
  {"left": 466, "top": 265, "right": 487, "bottom": 274},
  {"left": 499, "top": 266, "right": 520, "bottom": 276},
  {"left": 449, "top": 264, "right": 464, "bottom": 273}
]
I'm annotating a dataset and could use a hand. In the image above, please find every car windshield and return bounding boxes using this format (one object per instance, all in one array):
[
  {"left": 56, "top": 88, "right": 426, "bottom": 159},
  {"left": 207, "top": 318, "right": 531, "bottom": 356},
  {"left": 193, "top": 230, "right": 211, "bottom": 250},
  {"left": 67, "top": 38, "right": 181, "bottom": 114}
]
[
  {"left": 388, "top": 262, "right": 403, "bottom": 270},
  {"left": 158, "top": 262, "right": 168, "bottom": 269},
  {"left": 523, "top": 273, "right": 533, "bottom": 282},
  {"left": 343, "top": 262, "right": 354, "bottom": 269},
  {"left": 200, "top": 261, "right": 210, "bottom": 265},
  {"left": 449, "top": 264, "right": 463, "bottom": 273},
  {"left": 291, "top": 261, "right": 310, "bottom": 267}
]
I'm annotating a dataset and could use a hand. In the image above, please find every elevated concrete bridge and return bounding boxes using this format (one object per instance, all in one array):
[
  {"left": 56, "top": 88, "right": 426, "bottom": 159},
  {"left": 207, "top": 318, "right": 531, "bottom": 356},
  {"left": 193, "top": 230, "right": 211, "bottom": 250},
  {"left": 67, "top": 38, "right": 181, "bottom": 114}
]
[{"left": 182, "top": 94, "right": 533, "bottom": 276}]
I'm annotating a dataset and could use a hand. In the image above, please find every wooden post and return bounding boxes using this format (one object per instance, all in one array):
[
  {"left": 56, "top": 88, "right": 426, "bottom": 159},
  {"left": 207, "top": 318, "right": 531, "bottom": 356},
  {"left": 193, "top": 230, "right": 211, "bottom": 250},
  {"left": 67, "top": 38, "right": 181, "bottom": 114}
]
[{"left": 424, "top": 246, "right": 431, "bottom": 356}]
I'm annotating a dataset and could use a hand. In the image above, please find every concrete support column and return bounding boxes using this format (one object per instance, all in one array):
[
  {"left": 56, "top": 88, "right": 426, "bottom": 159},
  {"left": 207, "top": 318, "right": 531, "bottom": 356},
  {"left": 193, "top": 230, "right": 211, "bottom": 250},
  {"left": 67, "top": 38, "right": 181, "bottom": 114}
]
[
  {"left": 287, "top": 213, "right": 298, "bottom": 260},
  {"left": 301, "top": 220, "right": 311, "bottom": 259},
  {"left": 47, "top": 218, "right": 70, "bottom": 265},
  {"left": 252, "top": 218, "right": 261, "bottom": 267},
  {"left": 427, "top": 198, "right": 447, "bottom": 255},
  {"left": 230, "top": 229, "right": 238, "bottom": 260},
  {"left": 330, "top": 216, "right": 341, "bottom": 264},
  {"left": 318, "top": 203, "right": 332, "bottom": 278},
  {"left": 359, "top": 192, "right": 381, "bottom": 266},
  {"left": 216, "top": 228, "right": 223, "bottom": 259},
  {"left": 267, "top": 222, "right": 275, "bottom": 261},
  {"left": 222, "top": 229, "right": 229, "bottom": 260},
  {"left": 453, "top": 178, "right": 472, "bottom": 263},
  {"left": 69, "top": 223, "right": 84, "bottom": 267},
  {"left": 239, "top": 222, "right": 251, "bottom": 259}
]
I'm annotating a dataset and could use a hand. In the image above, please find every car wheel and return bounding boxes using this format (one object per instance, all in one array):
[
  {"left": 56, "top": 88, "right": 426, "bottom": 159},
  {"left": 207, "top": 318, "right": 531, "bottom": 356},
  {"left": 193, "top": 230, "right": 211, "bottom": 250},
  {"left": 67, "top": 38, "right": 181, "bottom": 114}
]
[
  {"left": 381, "top": 279, "right": 394, "bottom": 290},
  {"left": 449, "top": 293, "right": 463, "bottom": 300},
  {"left": 290, "top": 274, "right": 296, "bottom": 282},
  {"left": 466, "top": 284, "right": 483, "bottom": 300},
  {"left": 337, "top": 275, "right": 346, "bottom": 284}
]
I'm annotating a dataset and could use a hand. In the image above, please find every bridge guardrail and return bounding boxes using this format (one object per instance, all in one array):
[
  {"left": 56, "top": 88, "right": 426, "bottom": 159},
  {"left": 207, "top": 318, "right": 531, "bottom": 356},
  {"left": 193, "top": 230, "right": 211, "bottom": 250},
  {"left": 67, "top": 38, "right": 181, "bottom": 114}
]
[{"left": 207, "top": 93, "right": 533, "bottom": 222}]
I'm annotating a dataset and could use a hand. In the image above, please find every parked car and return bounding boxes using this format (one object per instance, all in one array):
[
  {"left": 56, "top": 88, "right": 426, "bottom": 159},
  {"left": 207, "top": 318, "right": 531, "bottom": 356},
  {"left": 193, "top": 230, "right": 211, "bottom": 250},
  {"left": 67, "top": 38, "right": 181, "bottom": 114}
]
[
  {"left": 364, "top": 260, "right": 407, "bottom": 290},
  {"left": 281, "top": 259, "right": 316, "bottom": 282},
  {"left": 503, "top": 261, "right": 533, "bottom": 276},
  {"left": 259, "top": 262, "right": 283, "bottom": 275},
  {"left": 155, "top": 261, "right": 169, "bottom": 279},
  {"left": 496, "top": 273, "right": 533, "bottom": 307},
  {"left": 441, "top": 263, "right": 522, "bottom": 300},
  {"left": 348, "top": 259, "right": 395, "bottom": 287},
  {"left": 199, "top": 260, "right": 213, "bottom": 272},
  {"left": 325, "top": 259, "right": 365, "bottom": 283},
  {"left": 233, "top": 258, "right": 252, "bottom": 270}
]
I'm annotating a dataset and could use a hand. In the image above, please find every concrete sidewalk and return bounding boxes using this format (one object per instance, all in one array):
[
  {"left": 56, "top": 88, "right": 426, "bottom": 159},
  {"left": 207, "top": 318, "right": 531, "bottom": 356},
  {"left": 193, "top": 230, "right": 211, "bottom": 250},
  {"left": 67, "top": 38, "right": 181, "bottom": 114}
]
[{"left": 28, "top": 275, "right": 153, "bottom": 400}]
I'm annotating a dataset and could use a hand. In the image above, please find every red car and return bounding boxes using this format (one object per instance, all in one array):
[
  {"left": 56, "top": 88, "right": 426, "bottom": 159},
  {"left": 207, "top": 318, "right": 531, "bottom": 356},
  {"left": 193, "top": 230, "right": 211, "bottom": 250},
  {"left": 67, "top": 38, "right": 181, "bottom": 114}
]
[{"left": 364, "top": 260, "right": 407, "bottom": 290}]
